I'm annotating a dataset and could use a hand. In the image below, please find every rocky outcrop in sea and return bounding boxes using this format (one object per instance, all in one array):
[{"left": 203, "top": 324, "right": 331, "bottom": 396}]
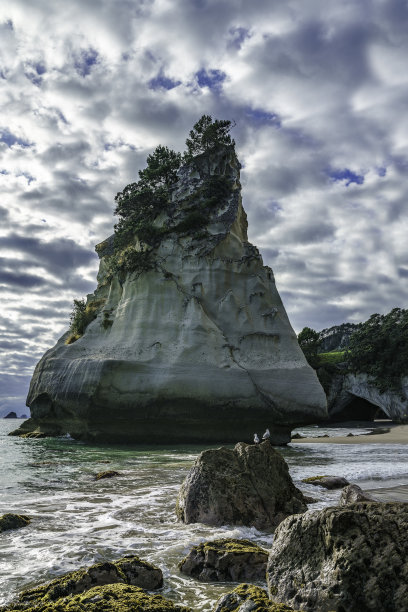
[
  {"left": 176, "top": 441, "right": 307, "bottom": 530},
  {"left": 12, "top": 144, "right": 326, "bottom": 444}
]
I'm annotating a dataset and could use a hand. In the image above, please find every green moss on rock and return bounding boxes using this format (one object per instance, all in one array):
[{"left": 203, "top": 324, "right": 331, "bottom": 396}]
[
  {"left": 0, "top": 514, "right": 31, "bottom": 533},
  {"left": 94, "top": 471, "right": 121, "bottom": 481},
  {"left": 15, "top": 555, "right": 163, "bottom": 607},
  {"left": 213, "top": 583, "right": 299, "bottom": 612},
  {"left": 3, "top": 584, "right": 191, "bottom": 612},
  {"left": 179, "top": 539, "right": 269, "bottom": 583}
]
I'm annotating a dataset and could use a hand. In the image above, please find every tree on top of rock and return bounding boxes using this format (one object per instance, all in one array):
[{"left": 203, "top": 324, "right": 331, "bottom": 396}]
[
  {"left": 138, "top": 145, "right": 182, "bottom": 191},
  {"left": 185, "top": 115, "right": 235, "bottom": 157}
]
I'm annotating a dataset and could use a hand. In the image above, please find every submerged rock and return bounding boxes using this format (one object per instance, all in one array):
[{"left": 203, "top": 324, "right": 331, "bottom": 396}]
[
  {"left": 339, "top": 484, "right": 377, "bottom": 505},
  {"left": 267, "top": 502, "right": 408, "bottom": 612},
  {"left": 301, "top": 475, "right": 349, "bottom": 489},
  {"left": 15, "top": 555, "right": 163, "bottom": 605},
  {"left": 13, "top": 145, "right": 326, "bottom": 444},
  {"left": 0, "top": 514, "right": 30, "bottom": 533},
  {"left": 2, "top": 584, "right": 191, "bottom": 611},
  {"left": 178, "top": 539, "right": 268, "bottom": 582},
  {"left": 176, "top": 441, "right": 307, "bottom": 530},
  {"left": 213, "top": 583, "right": 298, "bottom": 612},
  {"left": 94, "top": 470, "right": 121, "bottom": 481}
]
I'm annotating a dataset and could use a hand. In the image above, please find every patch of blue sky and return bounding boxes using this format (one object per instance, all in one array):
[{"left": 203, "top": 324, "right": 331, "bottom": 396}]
[
  {"left": 18, "top": 172, "right": 36, "bottom": 185},
  {"left": 195, "top": 68, "right": 226, "bottom": 91},
  {"left": 149, "top": 73, "right": 181, "bottom": 91},
  {"left": 245, "top": 107, "right": 281, "bottom": 128},
  {"left": 377, "top": 166, "right": 386, "bottom": 177},
  {"left": 328, "top": 168, "right": 364, "bottom": 186},
  {"left": 0, "top": 129, "right": 32, "bottom": 148},
  {"left": 75, "top": 48, "right": 99, "bottom": 77}
]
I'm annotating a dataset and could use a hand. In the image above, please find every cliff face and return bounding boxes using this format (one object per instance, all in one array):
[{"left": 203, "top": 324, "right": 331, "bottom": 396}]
[{"left": 15, "top": 146, "right": 327, "bottom": 443}]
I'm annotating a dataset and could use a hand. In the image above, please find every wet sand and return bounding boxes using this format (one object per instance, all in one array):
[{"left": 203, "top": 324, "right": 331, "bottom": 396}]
[{"left": 292, "top": 424, "right": 408, "bottom": 445}]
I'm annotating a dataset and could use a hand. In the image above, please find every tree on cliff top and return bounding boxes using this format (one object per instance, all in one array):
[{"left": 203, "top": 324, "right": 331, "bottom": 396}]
[{"left": 185, "top": 115, "right": 235, "bottom": 157}]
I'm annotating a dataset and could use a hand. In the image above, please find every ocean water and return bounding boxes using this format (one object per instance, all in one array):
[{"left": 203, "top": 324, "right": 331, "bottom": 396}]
[{"left": 0, "top": 419, "right": 407, "bottom": 610}]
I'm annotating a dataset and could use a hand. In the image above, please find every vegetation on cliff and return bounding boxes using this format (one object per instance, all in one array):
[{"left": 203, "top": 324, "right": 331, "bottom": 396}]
[
  {"left": 67, "top": 115, "right": 235, "bottom": 344},
  {"left": 298, "top": 307, "right": 408, "bottom": 395}
]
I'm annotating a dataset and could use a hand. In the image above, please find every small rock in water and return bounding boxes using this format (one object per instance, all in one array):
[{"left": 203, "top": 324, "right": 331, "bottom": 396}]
[
  {"left": 0, "top": 513, "right": 31, "bottom": 533},
  {"left": 339, "top": 484, "right": 377, "bottom": 505},
  {"left": 302, "top": 475, "right": 349, "bottom": 489},
  {"left": 4, "top": 411, "right": 17, "bottom": 419},
  {"left": 179, "top": 539, "right": 268, "bottom": 583},
  {"left": 94, "top": 470, "right": 121, "bottom": 481},
  {"left": 290, "top": 433, "right": 304, "bottom": 439},
  {"left": 213, "top": 583, "right": 298, "bottom": 611}
]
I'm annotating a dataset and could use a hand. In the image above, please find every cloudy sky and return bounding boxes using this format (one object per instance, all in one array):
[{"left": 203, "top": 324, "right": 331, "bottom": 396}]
[{"left": 1, "top": 0, "right": 407, "bottom": 415}]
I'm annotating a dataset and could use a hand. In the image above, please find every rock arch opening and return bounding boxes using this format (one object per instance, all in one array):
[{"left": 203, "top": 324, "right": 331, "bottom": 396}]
[{"left": 331, "top": 395, "right": 389, "bottom": 422}]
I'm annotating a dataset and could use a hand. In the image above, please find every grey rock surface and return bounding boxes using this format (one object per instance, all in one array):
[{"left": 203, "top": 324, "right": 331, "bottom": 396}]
[
  {"left": 176, "top": 441, "right": 307, "bottom": 530},
  {"left": 14, "top": 146, "right": 326, "bottom": 444},
  {"left": 339, "top": 484, "right": 377, "bottom": 505},
  {"left": 267, "top": 502, "right": 408, "bottom": 612},
  {"left": 178, "top": 539, "right": 268, "bottom": 583}
]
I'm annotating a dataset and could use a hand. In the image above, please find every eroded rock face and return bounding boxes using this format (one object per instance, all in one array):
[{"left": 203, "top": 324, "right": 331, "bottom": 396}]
[
  {"left": 15, "top": 555, "right": 163, "bottom": 605},
  {"left": 213, "top": 583, "right": 298, "bottom": 612},
  {"left": 328, "top": 373, "right": 408, "bottom": 423},
  {"left": 178, "top": 539, "right": 268, "bottom": 582},
  {"left": 2, "top": 584, "right": 191, "bottom": 612},
  {"left": 15, "top": 145, "right": 326, "bottom": 444},
  {"left": 267, "top": 502, "right": 408, "bottom": 612},
  {"left": 176, "top": 441, "right": 307, "bottom": 530}
]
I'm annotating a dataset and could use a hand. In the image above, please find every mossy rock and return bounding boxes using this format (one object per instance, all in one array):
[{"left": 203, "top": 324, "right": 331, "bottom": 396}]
[
  {"left": 179, "top": 538, "right": 269, "bottom": 583},
  {"left": 94, "top": 471, "right": 121, "bottom": 481},
  {"left": 15, "top": 555, "right": 163, "bottom": 606},
  {"left": 0, "top": 514, "right": 31, "bottom": 533},
  {"left": 213, "top": 583, "right": 299, "bottom": 611},
  {"left": 3, "top": 584, "right": 191, "bottom": 611}
]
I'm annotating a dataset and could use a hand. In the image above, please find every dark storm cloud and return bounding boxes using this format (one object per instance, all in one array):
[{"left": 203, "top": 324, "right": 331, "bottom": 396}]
[
  {"left": 0, "top": 234, "right": 96, "bottom": 274},
  {"left": 0, "top": 270, "right": 49, "bottom": 289}
]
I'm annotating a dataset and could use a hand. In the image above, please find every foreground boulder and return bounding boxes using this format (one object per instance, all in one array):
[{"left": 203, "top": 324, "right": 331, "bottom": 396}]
[
  {"left": 339, "top": 484, "right": 377, "bottom": 505},
  {"left": 176, "top": 441, "right": 307, "bottom": 530},
  {"left": 301, "top": 475, "right": 349, "bottom": 489},
  {"left": 179, "top": 539, "right": 268, "bottom": 582},
  {"left": 0, "top": 514, "right": 30, "bottom": 533},
  {"left": 2, "top": 584, "right": 191, "bottom": 612},
  {"left": 213, "top": 584, "right": 298, "bottom": 612},
  {"left": 12, "top": 144, "right": 326, "bottom": 444},
  {"left": 267, "top": 502, "right": 408, "bottom": 611},
  {"left": 14, "top": 555, "right": 162, "bottom": 605}
]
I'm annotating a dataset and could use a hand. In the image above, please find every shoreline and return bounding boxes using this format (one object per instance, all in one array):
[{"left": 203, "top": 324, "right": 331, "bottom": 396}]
[{"left": 291, "top": 423, "right": 408, "bottom": 445}]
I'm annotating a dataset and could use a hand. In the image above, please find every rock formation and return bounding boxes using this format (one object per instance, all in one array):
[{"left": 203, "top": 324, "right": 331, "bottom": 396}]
[
  {"left": 301, "top": 475, "right": 349, "bottom": 490},
  {"left": 339, "top": 484, "right": 377, "bottom": 505},
  {"left": 176, "top": 441, "right": 307, "bottom": 530},
  {"left": 13, "top": 145, "right": 326, "bottom": 444},
  {"left": 328, "top": 372, "right": 408, "bottom": 422},
  {"left": 3, "top": 584, "right": 190, "bottom": 612},
  {"left": 4, "top": 411, "right": 17, "bottom": 419},
  {"left": 213, "top": 584, "right": 298, "bottom": 612},
  {"left": 178, "top": 538, "right": 268, "bottom": 582},
  {"left": 11, "top": 555, "right": 163, "bottom": 606},
  {"left": 267, "top": 502, "right": 408, "bottom": 612}
]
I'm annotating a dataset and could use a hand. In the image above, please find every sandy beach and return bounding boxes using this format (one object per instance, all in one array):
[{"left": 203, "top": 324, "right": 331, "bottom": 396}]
[{"left": 292, "top": 423, "right": 408, "bottom": 445}]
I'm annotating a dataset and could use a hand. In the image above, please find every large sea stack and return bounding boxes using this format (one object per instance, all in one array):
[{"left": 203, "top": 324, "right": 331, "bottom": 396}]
[{"left": 14, "top": 144, "right": 326, "bottom": 443}]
